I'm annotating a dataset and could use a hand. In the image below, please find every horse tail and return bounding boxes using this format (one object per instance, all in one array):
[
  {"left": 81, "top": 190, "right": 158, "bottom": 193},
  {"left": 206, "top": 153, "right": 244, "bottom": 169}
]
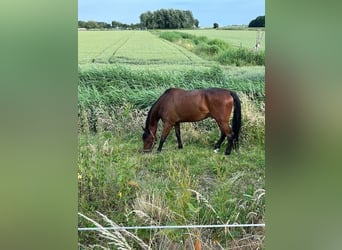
[{"left": 230, "top": 91, "right": 242, "bottom": 149}]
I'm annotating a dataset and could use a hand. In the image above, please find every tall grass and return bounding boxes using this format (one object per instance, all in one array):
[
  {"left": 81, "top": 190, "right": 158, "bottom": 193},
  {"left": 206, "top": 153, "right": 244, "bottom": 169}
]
[
  {"left": 158, "top": 31, "right": 265, "bottom": 66},
  {"left": 78, "top": 64, "right": 265, "bottom": 248},
  {"left": 79, "top": 65, "right": 264, "bottom": 109}
]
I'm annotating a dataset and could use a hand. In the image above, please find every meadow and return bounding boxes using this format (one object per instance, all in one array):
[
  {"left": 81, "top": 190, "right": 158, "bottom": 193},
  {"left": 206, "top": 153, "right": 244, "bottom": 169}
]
[{"left": 78, "top": 30, "right": 265, "bottom": 249}]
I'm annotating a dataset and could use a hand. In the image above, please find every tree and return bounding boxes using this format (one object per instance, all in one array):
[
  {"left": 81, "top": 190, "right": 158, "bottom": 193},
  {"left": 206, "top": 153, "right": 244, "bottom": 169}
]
[
  {"left": 183, "top": 10, "right": 195, "bottom": 28},
  {"left": 78, "top": 20, "right": 87, "bottom": 28},
  {"left": 139, "top": 9, "right": 198, "bottom": 29},
  {"left": 97, "top": 22, "right": 111, "bottom": 29},
  {"left": 194, "top": 19, "right": 199, "bottom": 28},
  {"left": 213, "top": 23, "right": 219, "bottom": 29},
  {"left": 85, "top": 21, "right": 98, "bottom": 29},
  {"left": 248, "top": 16, "right": 265, "bottom": 27},
  {"left": 140, "top": 11, "right": 155, "bottom": 29}
]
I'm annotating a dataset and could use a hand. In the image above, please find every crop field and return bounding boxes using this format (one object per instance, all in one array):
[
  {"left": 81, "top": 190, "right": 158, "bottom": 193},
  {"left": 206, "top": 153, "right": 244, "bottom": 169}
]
[
  {"left": 78, "top": 31, "right": 207, "bottom": 65},
  {"left": 78, "top": 30, "right": 265, "bottom": 249}
]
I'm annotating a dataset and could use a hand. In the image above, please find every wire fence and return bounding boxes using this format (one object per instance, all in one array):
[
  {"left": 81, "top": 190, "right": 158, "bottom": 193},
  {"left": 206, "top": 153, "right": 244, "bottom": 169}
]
[
  {"left": 78, "top": 212, "right": 265, "bottom": 249},
  {"left": 78, "top": 223, "right": 265, "bottom": 231}
]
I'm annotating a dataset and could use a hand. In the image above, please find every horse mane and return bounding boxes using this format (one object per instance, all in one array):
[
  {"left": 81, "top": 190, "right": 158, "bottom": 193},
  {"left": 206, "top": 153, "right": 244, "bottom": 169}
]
[{"left": 144, "top": 88, "right": 173, "bottom": 130}]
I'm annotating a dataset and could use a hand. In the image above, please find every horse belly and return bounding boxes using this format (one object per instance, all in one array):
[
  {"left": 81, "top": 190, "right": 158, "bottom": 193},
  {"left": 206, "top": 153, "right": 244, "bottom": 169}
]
[{"left": 177, "top": 106, "right": 210, "bottom": 122}]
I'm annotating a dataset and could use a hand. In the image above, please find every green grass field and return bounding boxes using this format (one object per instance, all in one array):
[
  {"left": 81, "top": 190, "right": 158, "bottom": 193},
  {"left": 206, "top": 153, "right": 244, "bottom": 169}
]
[
  {"left": 79, "top": 31, "right": 206, "bottom": 65},
  {"left": 78, "top": 30, "right": 265, "bottom": 249}
]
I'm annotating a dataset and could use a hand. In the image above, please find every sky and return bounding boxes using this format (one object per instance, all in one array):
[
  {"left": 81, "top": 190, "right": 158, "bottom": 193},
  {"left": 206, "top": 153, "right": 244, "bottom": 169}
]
[{"left": 78, "top": 0, "right": 265, "bottom": 27}]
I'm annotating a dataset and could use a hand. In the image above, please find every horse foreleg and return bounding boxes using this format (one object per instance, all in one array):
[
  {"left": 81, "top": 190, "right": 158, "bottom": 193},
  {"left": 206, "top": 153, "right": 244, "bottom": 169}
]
[
  {"left": 175, "top": 122, "right": 183, "bottom": 149},
  {"left": 157, "top": 123, "right": 173, "bottom": 152}
]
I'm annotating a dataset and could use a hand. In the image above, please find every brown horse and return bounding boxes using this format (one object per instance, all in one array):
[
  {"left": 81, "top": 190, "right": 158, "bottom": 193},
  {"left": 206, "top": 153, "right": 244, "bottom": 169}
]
[{"left": 142, "top": 88, "right": 241, "bottom": 155}]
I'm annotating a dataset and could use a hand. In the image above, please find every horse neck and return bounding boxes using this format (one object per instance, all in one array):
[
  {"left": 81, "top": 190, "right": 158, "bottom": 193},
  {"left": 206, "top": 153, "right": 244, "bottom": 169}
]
[{"left": 146, "top": 102, "right": 160, "bottom": 135}]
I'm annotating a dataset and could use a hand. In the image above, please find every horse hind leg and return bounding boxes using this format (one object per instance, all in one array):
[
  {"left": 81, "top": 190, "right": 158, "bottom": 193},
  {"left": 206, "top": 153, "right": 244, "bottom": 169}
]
[
  {"left": 174, "top": 122, "right": 183, "bottom": 149},
  {"left": 214, "top": 132, "right": 226, "bottom": 153},
  {"left": 225, "top": 133, "right": 234, "bottom": 155},
  {"left": 216, "top": 121, "right": 233, "bottom": 155}
]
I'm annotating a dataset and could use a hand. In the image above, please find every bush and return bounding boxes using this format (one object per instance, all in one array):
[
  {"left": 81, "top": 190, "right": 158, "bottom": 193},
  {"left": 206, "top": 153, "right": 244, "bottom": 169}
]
[
  {"left": 215, "top": 48, "right": 265, "bottom": 66},
  {"left": 194, "top": 43, "right": 221, "bottom": 57},
  {"left": 159, "top": 31, "right": 182, "bottom": 42},
  {"left": 208, "top": 38, "right": 229, "bottom": 50},
  {"left": 193, "top": 35, "right": 208, "bottom": 45}
]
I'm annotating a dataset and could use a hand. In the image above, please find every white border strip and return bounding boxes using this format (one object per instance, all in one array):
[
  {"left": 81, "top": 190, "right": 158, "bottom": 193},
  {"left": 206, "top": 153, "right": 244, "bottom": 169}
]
[{"left": 78, "top": 223, "right": 265, "bottom": 231}]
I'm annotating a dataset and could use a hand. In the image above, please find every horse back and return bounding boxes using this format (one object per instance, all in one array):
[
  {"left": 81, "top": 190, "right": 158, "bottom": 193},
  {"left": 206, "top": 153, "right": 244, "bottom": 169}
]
[{"left": 161, "top": 88, "right": 231, "bottom": 105}]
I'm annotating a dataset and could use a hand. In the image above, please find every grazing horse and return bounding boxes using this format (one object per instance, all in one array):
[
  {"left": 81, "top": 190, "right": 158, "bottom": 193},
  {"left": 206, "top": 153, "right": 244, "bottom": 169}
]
[{"left": 142, "top": 88, "right": 241, "bottom": 155}]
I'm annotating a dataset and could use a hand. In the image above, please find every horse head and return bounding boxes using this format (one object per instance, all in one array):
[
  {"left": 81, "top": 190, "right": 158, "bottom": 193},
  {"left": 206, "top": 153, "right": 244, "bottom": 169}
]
[{"left": 142, "top": 126, "right": 156, "bottom": 152}]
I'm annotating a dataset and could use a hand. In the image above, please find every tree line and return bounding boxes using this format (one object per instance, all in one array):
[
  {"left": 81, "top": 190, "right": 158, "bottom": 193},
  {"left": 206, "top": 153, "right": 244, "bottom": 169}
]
[
  {"left": 78, "top": 20, "right": 112, "bottom": 29},
  {"left": 78, "top": 9, "right": 198, "bottom": 30},
  {"left": 78, "top": 10, "right": 264, "bottom": 30}
]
